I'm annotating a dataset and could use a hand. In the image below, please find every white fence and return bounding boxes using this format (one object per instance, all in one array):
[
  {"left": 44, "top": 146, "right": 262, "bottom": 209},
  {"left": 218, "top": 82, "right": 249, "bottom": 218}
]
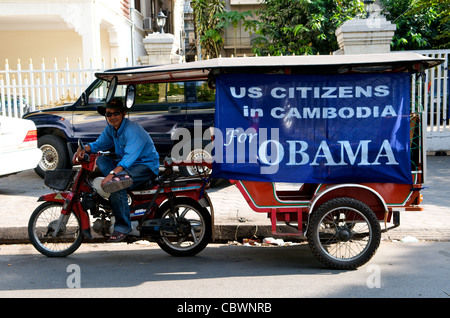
[
  {"left": 412, "top": 49, "right": 450, "bottom": 152},
  {"left": 0, "top": 58, "right": 128, "bottom": 118}
]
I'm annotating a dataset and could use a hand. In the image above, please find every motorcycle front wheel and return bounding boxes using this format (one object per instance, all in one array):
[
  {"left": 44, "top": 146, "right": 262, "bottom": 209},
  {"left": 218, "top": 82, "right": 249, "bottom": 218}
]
[
  {"left": 155, "top": 198, "right": 211, "bottom": 257},
  {"left": 28, "top": 201, "right": 83, "bottom": 257}
]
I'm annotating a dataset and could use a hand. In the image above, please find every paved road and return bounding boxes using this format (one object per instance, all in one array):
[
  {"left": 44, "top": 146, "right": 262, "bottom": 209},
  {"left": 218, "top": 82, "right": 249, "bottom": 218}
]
[{"left": 1, "top": 241, "right": 449, "bottom": 298}]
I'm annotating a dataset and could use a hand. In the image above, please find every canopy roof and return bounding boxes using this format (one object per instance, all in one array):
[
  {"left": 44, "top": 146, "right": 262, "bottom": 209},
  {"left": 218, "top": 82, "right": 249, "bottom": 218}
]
[{"left": 95, "top": 52, "right": 444, "bottom": 84}]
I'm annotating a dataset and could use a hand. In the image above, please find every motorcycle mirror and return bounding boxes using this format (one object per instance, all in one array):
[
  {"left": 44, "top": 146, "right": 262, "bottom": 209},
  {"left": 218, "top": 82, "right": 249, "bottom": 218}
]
[
  {"left": 78, "top": 138, "right": 85, "bottom": 150},
  {"left": 125, "top": 84, "right": 136, "bottom": 109},
  {"left": 105, "top": 76, "right": 118, "bottom": 103},
  {"left": 81, "top": 92, "right": 87, "bottom": 106},
  {"left": 77, "top": 139, "right": 89, "bottom": 161}
]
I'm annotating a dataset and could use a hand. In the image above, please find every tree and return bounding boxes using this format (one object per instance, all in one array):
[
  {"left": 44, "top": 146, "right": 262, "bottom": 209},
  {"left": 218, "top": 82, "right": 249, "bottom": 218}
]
[
  {"left": 380, "top": 0, "right": 449, "bottom": 50},
  {"left": 252, "top": 0, "right": 364, "bottom": 56},
  {"left": 413, "top": 0, "right": 450, "bottom": 48},
  {"left": 191, "top": 0, "right": 225, "bottom": 59}
]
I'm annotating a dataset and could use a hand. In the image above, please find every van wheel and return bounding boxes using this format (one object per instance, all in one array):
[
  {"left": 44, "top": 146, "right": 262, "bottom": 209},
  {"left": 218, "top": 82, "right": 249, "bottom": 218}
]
[
  {"left": 175, "top": 139, "right": 226, "bottom": 187},
  {"left": 178, "top": 139, "right": 212, "bottom": 177},
  {"left": 35, "top": 135, "right": 70, "bottom": 178}
]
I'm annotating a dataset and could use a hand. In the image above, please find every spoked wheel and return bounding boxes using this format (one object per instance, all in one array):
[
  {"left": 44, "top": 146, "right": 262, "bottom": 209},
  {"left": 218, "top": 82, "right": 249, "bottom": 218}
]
[
  {"left": 155, "top": 198, "right": 211, "bottom": 256},
  {"left": 307, "top": 197, "right": 381, "bottom": 270},
  {"left": 28, "top": 202, "right": 83, "bottom": 257}
]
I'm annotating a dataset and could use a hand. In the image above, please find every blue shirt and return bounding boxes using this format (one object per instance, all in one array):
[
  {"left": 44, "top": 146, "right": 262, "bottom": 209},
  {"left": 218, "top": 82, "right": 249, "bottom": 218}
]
[{"left": 88, "top": 118, "right": 159, "bottom": 175}]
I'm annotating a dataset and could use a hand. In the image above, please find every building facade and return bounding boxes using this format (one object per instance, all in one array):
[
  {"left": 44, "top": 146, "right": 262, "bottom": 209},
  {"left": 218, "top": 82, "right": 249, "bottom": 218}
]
[{"left": 0, "top": 0, "right": 189, "bottom": 69}]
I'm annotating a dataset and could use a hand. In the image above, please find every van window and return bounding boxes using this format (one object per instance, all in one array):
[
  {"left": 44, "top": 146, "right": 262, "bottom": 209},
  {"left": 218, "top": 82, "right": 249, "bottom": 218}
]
[
  {"left": 185, "top": 81, "right": 215, "bottom": 103},
  {"left": 197, "top": 81, "right": 215, "bottom": 102},
  {"left": 136, "top": 83, "right": 165, "bottom": 103},
  {"left": 167, "top": 82, "right": 185, "bottom": 103},
  {"left": 136, "top": 82, "right": 185, "bottom": 104}
]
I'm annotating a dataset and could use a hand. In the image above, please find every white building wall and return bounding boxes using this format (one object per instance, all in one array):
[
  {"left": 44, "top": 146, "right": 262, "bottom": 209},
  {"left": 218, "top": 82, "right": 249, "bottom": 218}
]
[{"left": 0, "top": 0, "right": 140, "bottom": 69}]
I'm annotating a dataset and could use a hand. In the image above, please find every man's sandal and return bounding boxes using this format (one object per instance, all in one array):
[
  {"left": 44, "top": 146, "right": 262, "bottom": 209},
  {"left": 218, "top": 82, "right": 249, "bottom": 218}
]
[
  {"left": 107, "top": 231, "right": 128, "bottom": 243},
  {"left": 102, "top": 174, "right": 133, "bottom": 193}
]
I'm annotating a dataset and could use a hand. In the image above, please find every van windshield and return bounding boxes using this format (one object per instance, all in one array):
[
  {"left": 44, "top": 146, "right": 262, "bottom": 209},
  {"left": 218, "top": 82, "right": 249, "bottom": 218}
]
[{"left": 87, "top": 80, "right": 126, "bottom": 104}]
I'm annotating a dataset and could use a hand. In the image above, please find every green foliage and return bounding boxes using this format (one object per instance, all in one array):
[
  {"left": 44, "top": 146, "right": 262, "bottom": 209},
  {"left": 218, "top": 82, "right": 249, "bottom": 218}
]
[
  {"left": 252, "top": 0, "right": 364, "bottom": 56},
  {"left": 380, "top": 0, "right": 448, "bottom": 50},
  {"left": 191, "top": 0, "right": 448, "bottom": 59},
  {"left": 409, "top": 0, "right": 450, "bottom": 49}
]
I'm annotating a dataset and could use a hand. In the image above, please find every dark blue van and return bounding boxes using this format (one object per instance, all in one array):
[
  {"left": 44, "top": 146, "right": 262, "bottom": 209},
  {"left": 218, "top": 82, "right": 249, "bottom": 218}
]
[{"left": 24, "top": 67, "right": 215, "bottom": 178}]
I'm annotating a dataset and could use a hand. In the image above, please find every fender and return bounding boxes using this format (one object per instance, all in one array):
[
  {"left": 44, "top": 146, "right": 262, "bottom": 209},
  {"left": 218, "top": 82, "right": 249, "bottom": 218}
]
[
  {"left": 309, "top": 183, "right": 388, "bottom": 213},
  {"left": 38, "top": 192, "right": 75, "bottom": 216},
  {"left": 24, "top": 111, "right": 72, "bottom": 134},
  {"left": 37, "top": 192, "right": 70, "bottom": 203},
  {"left": 38, "top": 192, "right": 91, "bottom": 234}
]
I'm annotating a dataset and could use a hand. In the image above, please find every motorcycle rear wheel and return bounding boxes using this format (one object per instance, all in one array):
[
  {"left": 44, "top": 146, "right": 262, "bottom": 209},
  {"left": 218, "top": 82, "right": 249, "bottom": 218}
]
[
  {"left": 155, "top": 198, "right": 211, "bottom": 256},
  {"left": 28, "top": 202, "right": 83, "bottom": 257}
]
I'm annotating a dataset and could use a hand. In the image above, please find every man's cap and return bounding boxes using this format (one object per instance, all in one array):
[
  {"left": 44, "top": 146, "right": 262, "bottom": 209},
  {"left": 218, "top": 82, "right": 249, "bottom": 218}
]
[{"left": 97, "top": 99, "right": 126, "bottom": 116}]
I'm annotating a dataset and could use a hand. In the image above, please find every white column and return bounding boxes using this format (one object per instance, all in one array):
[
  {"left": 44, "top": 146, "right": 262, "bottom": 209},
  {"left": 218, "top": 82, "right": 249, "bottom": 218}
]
[
  {"left": 334, "top": 1, "right": 396, "bottom": 55},
  {"left": 61, "top": 2, "right": 102, "bottom": 68},
  {"left": 141, "top": 33, "right": 181, "bottom": 65}
]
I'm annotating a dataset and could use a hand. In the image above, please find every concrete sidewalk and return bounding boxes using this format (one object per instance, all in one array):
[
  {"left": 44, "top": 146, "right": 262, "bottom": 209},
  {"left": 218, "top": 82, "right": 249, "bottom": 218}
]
[{"left": 1, "top": 156, "right": 450, "bottom": 243}]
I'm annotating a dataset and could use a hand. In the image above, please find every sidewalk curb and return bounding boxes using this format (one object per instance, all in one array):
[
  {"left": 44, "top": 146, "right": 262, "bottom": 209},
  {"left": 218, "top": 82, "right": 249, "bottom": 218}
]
[{"left": 3, "top": 225, "right": 450, "bottom": 245}]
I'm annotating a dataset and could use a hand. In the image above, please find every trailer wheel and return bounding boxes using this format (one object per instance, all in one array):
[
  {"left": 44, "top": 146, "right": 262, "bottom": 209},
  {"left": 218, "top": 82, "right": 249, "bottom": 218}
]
[{"left": 307, "top": 197, "right": 381, "bottom": 270}]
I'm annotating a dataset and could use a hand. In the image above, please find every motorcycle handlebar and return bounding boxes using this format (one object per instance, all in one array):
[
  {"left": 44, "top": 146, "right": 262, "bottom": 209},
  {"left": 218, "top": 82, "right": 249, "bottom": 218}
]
[
  {"left": 73, "top": 149, "right": 212, "bottom": 172},
  {"left": 163, "top": 157, "right": 212, "bottom": 169}
]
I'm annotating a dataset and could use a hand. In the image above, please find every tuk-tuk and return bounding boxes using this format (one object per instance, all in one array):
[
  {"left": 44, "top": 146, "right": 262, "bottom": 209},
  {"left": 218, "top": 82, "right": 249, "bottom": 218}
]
[{"left": 96, "top": 52, "right": 443, "bottom": 269}]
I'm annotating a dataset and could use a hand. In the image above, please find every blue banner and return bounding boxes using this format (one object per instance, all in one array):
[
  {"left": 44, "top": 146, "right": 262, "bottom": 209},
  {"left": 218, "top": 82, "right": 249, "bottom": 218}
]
[{"left": 212, "top": 73, "right": 412, "bottom": 184}]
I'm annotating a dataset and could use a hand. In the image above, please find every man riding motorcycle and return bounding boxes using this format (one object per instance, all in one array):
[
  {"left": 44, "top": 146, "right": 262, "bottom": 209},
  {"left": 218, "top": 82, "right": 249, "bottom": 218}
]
[{"left": 75, "top": 99, "right": 159, "bottom": 242}]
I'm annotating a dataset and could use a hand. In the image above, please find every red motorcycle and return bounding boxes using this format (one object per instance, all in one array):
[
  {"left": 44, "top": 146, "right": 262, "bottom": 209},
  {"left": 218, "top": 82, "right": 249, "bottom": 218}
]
[{"left": 28, "top": 140, "right": 213, "bottom": 257}]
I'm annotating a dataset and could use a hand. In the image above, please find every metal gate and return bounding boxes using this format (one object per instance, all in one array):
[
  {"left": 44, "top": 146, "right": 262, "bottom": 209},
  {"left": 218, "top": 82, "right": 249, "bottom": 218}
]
[{"left": 412, "top": 49, "right": 450, "bottom": 152}]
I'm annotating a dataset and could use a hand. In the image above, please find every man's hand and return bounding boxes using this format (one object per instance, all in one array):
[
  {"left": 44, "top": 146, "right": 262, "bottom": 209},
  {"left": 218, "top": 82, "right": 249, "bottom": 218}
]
[
  {"left": 75, "top": 144, "right": 91, "bottom": 162},
  {"left": 101, "top": 173, "right": 114, "bottom": 186},
  {"left": 101, "top": 166, "right": 125, "bottom": 186}
]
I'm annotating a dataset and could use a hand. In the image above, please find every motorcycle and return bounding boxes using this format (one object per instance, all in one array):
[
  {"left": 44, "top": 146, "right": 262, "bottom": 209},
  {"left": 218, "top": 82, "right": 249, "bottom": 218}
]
[{"left": 28, "top": 139, "right": 213, "bottom": 257}]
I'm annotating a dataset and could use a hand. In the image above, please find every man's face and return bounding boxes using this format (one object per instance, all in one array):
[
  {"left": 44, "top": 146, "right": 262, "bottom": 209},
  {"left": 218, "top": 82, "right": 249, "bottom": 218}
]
[{"left": 105, "top": 108, "right": 125, "bottom": 130}]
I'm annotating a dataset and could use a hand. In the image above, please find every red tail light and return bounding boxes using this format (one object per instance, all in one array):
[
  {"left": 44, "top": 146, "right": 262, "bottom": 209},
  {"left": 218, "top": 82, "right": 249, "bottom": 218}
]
[{"left": 23, "top": 130, "right": 37, "bottom": 142}]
